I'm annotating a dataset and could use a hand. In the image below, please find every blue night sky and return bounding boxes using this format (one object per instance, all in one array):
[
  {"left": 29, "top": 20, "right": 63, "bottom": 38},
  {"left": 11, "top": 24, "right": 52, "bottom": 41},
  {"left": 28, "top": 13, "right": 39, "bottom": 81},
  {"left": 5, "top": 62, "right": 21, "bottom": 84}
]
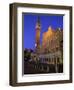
[{"left": 23, "top": 13, "right": 63, "bottom": 49}]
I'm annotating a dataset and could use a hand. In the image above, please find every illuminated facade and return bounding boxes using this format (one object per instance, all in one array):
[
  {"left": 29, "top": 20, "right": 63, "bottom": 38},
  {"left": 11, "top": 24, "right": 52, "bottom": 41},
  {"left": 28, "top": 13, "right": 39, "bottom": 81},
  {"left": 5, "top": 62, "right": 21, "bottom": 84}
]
[
  {"left": 40, "top": 27, "right": 63, "bottom": 72},
  {"left": 42, "top": 26, "right": 63, "bottom": 54}
]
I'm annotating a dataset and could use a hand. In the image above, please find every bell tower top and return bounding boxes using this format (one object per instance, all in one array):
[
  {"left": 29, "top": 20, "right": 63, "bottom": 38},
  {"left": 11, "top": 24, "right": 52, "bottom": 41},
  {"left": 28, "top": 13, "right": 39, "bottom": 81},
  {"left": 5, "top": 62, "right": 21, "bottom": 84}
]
[
  {"left": 36, "top": 16, "right": 41, "bottom": 29},
  {"left": 37, "top": 16, "right": 40, "bottom": 24}
]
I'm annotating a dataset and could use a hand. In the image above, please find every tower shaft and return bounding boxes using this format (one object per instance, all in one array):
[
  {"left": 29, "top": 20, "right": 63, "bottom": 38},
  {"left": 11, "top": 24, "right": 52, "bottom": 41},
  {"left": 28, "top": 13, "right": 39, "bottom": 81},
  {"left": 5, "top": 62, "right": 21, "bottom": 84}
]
[{"left": 35, "top": 17, "right": 41, "bottom": 53}]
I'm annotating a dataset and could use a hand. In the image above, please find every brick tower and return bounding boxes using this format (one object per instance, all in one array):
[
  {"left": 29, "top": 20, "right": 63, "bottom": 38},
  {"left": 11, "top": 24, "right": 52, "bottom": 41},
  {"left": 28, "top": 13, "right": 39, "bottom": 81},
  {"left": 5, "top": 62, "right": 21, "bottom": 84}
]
[{"left": 35, "top": 17, "right": 41, "bottom": 53}]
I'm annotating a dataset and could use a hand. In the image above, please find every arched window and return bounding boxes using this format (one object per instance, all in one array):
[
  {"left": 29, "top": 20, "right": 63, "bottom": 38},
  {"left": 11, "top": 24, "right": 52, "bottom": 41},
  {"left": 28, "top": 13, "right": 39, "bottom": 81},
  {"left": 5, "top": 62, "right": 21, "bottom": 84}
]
[{"left": 57, "top": 57, "right": 59, "bottom": 64}]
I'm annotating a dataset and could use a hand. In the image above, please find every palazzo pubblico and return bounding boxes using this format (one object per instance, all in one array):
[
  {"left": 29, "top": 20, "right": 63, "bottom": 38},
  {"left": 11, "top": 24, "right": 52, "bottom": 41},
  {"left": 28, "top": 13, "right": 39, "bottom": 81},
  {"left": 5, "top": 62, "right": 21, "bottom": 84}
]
[{"left": 24, "top": 17, "right": 63, "bottom": 74}]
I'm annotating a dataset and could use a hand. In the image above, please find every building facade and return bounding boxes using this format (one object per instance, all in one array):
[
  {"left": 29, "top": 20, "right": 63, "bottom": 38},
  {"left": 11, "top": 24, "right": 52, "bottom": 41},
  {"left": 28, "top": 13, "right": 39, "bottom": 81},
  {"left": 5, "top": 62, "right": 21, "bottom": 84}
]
[
  {"left": 42, "top": 26, "right": 63, "bottom": 54},
  {"left": 33, "top": 17, "right": 63, "bottom": 73}
]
